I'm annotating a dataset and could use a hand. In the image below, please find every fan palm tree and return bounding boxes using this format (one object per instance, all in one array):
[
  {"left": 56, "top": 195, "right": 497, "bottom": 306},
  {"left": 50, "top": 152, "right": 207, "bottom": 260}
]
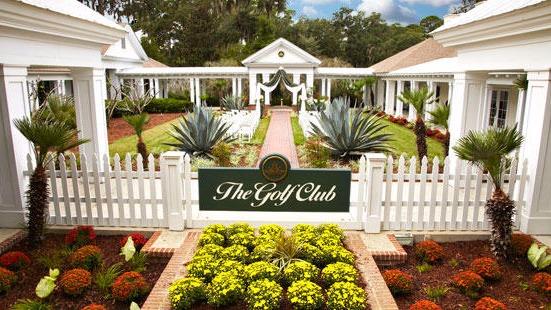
[
  {"left": 397, "top": 87, "right": 436, "bottom": 160},
  {"left": 429, "top": 103, "right": 451, "bottom": 157},
  {"left": 453, "top": 126, "right": 523, "bottom": 260},
  {"left": 123, "top": 113, "right": 150, "bottom": 168},
  {"left": 14, "top": 111, "right": 88, "bottom": 246}
]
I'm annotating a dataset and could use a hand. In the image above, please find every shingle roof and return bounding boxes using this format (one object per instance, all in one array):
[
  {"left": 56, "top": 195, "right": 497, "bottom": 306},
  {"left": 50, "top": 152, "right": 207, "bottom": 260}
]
[
  {"left": 370, "top": 38, "right": 456, "bottom": 73},
  {"left": 144, "top": 58, "right": 168, "bottom": 68}
]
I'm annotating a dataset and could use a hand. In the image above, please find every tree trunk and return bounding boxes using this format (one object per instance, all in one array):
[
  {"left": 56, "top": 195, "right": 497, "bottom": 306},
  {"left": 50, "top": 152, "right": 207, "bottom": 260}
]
[
  {"left": 486, "top": 189, "right": 515, "bottom": 261},
  {"left": 444, "top": 131, "right": 450, "bottom": 157},
  {"left": 27, "top": 166, "right": 49, "bottom": 246},
  {"left": 137, "top": 136, "right": 149, "bottom": 169},
  {"left": 414, "top": 116, "right": 428, "bottom": 160}
]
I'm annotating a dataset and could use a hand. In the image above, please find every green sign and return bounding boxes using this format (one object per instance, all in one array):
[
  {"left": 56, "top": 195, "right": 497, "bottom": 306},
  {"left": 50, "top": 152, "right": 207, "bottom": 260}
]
[{"left": 198, "top": 155, "right": 350, "bottom": 212}]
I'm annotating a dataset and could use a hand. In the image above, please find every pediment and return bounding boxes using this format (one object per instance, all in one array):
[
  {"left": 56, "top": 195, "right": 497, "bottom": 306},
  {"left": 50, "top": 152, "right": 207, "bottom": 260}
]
[{"left": 242, "top": 38, "right": 321, "bottom": 67}]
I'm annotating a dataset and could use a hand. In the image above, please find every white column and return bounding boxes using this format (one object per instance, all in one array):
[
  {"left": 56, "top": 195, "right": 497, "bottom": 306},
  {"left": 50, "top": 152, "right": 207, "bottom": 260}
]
[
  {"left": 154, "top": 79, "right": 161, "bottom": 98},
  {"left": 384, "top": 80, "right": 395, "bottom": 114},
  {"left": 364, "top": 153, "right": 387, "bottom": 233},
  {"left": 249, "top": 73, "right": 256, "bottom": 106},
  {"left": 396, "top": 80, "right": 404, "bottom": 116},
  {"left": 321, "top": 78, "right": 326, "bottom": 97},
  {"left": 480, "top": 82, "right": 491, "bottom": 130},
  {"left": 189, "top": 78, "right": 195, "bottom": 104},
  {"left": 515, "top": 88, "right": 527, "bottom": 132},
  {"left": 232, "top": 78, "right": 237, "bottom": 97},
  {"left": 306, "top": 73, "right": 314, "bottom": 97},
  {"left": 292, "top": 74, "right": 300, "bottom": 106},
  {"left": 376, "top": 79, "right": 385, "bottom": 109},
  {"left": 519, "top": 70, "right": 551, "bottom": 234},
  {"left": 108, "top": 70, "right": 121, "bottom": 100},
  {"left": 160, "top": 151, "right": 185, "bottom": 231},
  {"left": 363, "top": 84, "right": 369, "bottom": 106},
  {"left": 58, "top": 80, "right": 66, "bottom": 96},
  {"left": 425, "top": 81, "right": 436, "bottom": 120},
  {"left": 408, "top": 81, "right": 418, "bottom": 121},
  {"left": 0, "top": 65, "right": 32, "bottom": 227},
  {"left": 195, "top": 78, "right": 201, "bottom": 105},
  {"left": 162, "top": 80, "right": 169, "bottom": 98},
  {"left": 262, "top": 73, "right": 270, "bottom": 106},
  {"left": 327, "top": 78, "right": 332, "bottom": 102},
  {"left": 71, "top": 68, "right": 109, "bottom": 163},
  {"left": 237, "top": 78, "right": 242, "bottom": 97},
  {"left": 137, "top": 78, "right": 145, "bottom": 96}
]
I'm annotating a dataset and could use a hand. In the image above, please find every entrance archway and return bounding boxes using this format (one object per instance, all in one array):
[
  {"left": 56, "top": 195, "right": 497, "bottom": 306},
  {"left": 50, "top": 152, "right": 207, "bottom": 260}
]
[{"left": 256, "top": 69, "right": 307, "bottom": 109}]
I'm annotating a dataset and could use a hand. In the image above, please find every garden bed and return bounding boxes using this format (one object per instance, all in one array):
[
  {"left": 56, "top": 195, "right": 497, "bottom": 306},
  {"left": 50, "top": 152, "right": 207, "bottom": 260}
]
[
  {"left": 108, "top": 112, "right": 182, "bottom": 143},
  {"left": 167, "top": 223, "right": 370, "bottom": 310},
  {"left": 0, "top": 230, "right": 169, "bottom": 310},
  {"left": 382, "top": 239, "right": 551, "bottom": 309}
]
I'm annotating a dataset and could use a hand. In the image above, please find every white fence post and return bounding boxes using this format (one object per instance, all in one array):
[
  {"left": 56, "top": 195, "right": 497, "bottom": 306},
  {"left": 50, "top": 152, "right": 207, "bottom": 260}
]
[
  {"left": 364, "top": 153, "right": 387, "bottom": 233},
  {"left": 160, "top": 151, "right": 185, "bottom": 231}
]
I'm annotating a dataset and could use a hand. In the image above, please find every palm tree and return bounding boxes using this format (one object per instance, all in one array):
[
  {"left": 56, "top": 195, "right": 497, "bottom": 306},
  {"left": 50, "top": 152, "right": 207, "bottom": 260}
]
[
  {"left": 14, "top": 111, "right": 88, "bottom": 246},
  {"left": 429, "top": 103, "right": 451, "bottom": 157},
  {"left": 453, "top": 126, "right": 523, "bottom": 260},
  {"left": 397, "top": 87, "right": 436, "bottom": 160},
  {"left": 123, "top": 113, "right": 150, "bottom": 168}
]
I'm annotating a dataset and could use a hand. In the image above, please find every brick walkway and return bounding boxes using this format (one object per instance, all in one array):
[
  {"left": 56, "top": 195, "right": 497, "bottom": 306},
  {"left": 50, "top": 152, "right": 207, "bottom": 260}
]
[{"left": 258, "top": 108, "right": 300, "bottom": 168}]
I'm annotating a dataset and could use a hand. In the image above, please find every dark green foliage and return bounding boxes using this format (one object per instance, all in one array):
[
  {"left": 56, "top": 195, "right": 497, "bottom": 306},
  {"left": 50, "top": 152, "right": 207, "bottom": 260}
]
[{"left": 147, "top": 98, "right": 193, "bottom": 113}]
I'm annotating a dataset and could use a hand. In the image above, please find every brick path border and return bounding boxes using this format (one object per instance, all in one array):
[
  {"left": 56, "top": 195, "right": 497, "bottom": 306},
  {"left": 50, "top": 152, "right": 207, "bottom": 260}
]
[
  {"left": 370, "top": 234, "right": 407, "bottom": 266},
  {"left": 142, "top": 231, "right": 176, "bottom": 258},
  {"left": 0, "top": 230, "right": 26, "bottom": 255}
]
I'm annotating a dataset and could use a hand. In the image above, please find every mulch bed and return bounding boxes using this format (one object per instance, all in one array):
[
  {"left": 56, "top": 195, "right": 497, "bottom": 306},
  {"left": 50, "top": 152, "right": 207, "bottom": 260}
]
[
  {"left": 108, "top": 113, "right": 183, "bottom": 143},
  {"left": 0, "top": 234, "right": 169, "bottom": 310},
  {"left": 382, "top": 240, "right": 551, "bottom": 309}
]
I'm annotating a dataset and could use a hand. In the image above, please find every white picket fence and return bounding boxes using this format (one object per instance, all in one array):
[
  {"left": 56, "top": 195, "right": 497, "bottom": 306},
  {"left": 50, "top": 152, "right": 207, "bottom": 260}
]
[{"left": 24, "top": 152, "right": 528, "bottom": 232}]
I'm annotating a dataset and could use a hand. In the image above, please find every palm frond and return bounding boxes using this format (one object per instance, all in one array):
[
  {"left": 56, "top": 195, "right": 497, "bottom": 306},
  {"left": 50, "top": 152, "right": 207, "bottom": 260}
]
[
  {"left": 428, "top": 103, "right": 450, "bottom": 131},
  {"left": 397, "top": 87, "right": 436, "bottom": 116},
  {"left": 123, "top": 113, "right": 150, "bottom": 138}
]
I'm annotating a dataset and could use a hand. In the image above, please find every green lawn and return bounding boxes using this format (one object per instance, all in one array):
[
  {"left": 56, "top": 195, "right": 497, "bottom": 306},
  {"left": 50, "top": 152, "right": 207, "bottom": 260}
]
[
  {"left": 379, "top": 118, "right": 444, "bottom": 160},
  {"left": 291, "top": 116, "right": 306, "bottom": 145},
  {"left": 250, "top": 117, "right": 270, "bottom": 145}
]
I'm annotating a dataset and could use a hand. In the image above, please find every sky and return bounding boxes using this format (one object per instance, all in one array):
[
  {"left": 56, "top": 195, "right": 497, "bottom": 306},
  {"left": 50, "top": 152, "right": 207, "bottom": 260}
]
[{"left": 288, "top": 0, "right": 460, "bottom": 24}]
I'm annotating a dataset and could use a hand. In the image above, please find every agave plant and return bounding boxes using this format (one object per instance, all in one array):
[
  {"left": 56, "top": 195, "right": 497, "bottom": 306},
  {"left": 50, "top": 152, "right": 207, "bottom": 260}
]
[
  {"left": 123, "top": 113, "right": 150, "bottom": 168},
  {"left": 429, "top": 103, "right": 451, "bottom": 156},
  {"left": 166, "top": 106, "right": 235, "bottom": 157},
  {"left": 220, "top": 95, "right": 245, "bottom": 111},
  {"left": 310, "top": 97, "right": 391, "bottom": 159}
]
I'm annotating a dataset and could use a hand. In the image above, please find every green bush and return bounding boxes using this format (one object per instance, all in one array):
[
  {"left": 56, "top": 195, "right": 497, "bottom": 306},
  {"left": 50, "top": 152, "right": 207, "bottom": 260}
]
[
  {"left": 326, "top": 282, "right": 367, "bottom": 310},
  {"left": 198, "top": 233, "right": 225, "bottom": 247},
  {"left": 216, "top": 260, "right": 245, "bottom": 278},
  {"left": 316, "top": 224, "right": 344, "bottom": 240},
  {"left": 206, "top": 271, "right": 246, "bottom": 306},
  {"left": 226, "top": 223, "right": 254, "bottom": 236},
  {"left": 246, "top": 279, "right": 283, "bottom": 310},
  {"left": 322, "top": 262, "right": 358, "bottom": 286},
  {"left": 195, "top": 244, "right": 224, "bottom": 258},
  {"left": 168, "top": 277, "right": 206, "bottom": 310},
  {"left": 292, "top": 231, "right": 317, "bottom": 244},
  {"left": 228, "top": 232, "right": 256, "bottom": 249},
  {"left": 304, "top": 137, "right": 331, "bottom": 168},
  {"left": 314, "top": 232, "right": 342, "bottom": 248},
  {"left": 283, "top": 261, "right": 320, "bottom": 285},
  {"left": 287, "top": 280, "right": 324, "bottom": 310},
  {"left": 212, "top": 142, "right": 232, "bottom": 167},
  {"left": 321, "top": 245, "right": 355, "bottom": 265},
  {"left": 146, "top": 98, "right": 192, "bottom": 113},
  {"left": 250, "top": 242, "right": 276, "bottom": 262},
  {"left": 187, "top": 254, "right": 220, "bottom": 282},
  {"left": 221, "top": 244, "right": 250, "bottom": 263},
  {"left": 300, "top": 244, "right": 325, "bottom": 266},
  {"left": 245, "top": 261, "right": 279, "bottom": 283},
  {"left": 203, "top": 224, "right": 226, "bottom": 235},
  {"left": 292, "top": 224, "right": 316, "bottom": 235},
  {"left": 258, "top": 224, "right": 285, "bottom": 238}
]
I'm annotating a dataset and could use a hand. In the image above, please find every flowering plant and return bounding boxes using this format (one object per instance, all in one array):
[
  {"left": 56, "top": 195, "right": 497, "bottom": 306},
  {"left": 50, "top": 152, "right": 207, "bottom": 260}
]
[
  {"left": 0, "top": 266, "right": 17, "bottom": 294},
  {"left": 226, "top": 222, "right": 254, "bottom": 236},
  {"left": 206, "top": 271, "right": 245, "bottom": 306},
  {"left": 383, "top": 269, "right": 414, "bottom": 295},
  {"left": 112, "top": 271, "right": 149, "bottom": 301},
  {"left": 195, "top": 244, "right": 224, "bottom": 258},
  {"left": 300, "top": 243, "right": 324, "bottom": 266},
  {"left": 250, "top": 242, "right": 276, "bottom": 262},
  {"left": 68, "top": 245, "right": 103, "bottom": 270},
  {"left": 120, "top": 233, "right": 148, "bottom": 250},
  {"left": 65, "top": 225, "right": 96, "bottom": 247},
  {"left": 451, "top": 271, "right": 484, "bottom": 293},
  {"left": 216, "top": 260, "right": 245, "bottom": 278},
  {"left": 322, "top": 262, "right": 358, "bottom": 286},
  {"left": 245, "top": 261, "right": 279, "bottom": 283},
  {"left": 415, "top": 240, "right": 444, "bottom": 263},
  {"left": 59, "top": 268, "right": 91, "bottom": 295},
  {"left": 203, "top": 224, "right": 226, "bottom": 235},
  {"left": 221, "top": 244, "right": 250, "bottom": 263},
  {"left": 326, "top": 282, "right": 367, "bottom": 310},
  {"left": 0, "top": 251, "right": 31, "bottom": 271},
  {"left": 81, "top": 304, "right": 107, "bottom": 310},
  {"left": 321, "top": 245, "right": 355, "bottom": 265},
  {"left": 291, "top": 224, "right": 316, "bottom": 235},
  {"left": 287, "top": 280, "right": 324, "bottom": 310},
  {"left": 168, "top": 277, "right": 206, "bottom": 310},
  {"left": 198, "top": 232, "right": 225, "bottom": 247},
  {"left": 283, "top": 260, "right": 320, "bottom": 285},
  {"left": 474, "top": 297, "right": 507, "bottom": 310},
  {"left": 258, "top": 224, "right": 284, "bottom": 238},
  {"left": 409, "top": 300, "right": 442, "bottom": 310},
  {"left": 187, "top": 254, "right": 221, "bottom": 282},
  {"left": 228, "top": 232, "right": 256, "bottom": 249},
  {"left": 314, "top": 232, "right": 342, "bottom": 248},
  {"left": 470, "top": 257, "right": 502, "bottom": 280},
  {"left": 245, "top": 279, "right": 283, "bottom": 310},
  {"left": 316, "top": 224, "right": 344, "bottom": 240},
  {"left": 292, "top": 231, "right": 317, "bottom": 244},
  {"left": 532, "top": 272, "right": 551, "bottom": 295}
]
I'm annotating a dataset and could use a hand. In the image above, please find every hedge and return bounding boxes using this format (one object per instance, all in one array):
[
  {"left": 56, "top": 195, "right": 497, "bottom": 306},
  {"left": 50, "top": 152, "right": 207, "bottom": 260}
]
[{"left": 146, "top": 98, "right": 193, "bottom": 113}]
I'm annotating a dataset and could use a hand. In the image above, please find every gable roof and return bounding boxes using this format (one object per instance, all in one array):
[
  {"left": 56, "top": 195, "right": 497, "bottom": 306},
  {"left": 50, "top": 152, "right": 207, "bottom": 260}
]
[
  {"left": 102, "top": 24, "right": 148, "bottom": 62},
  {"left": 144, "top": 58, "right": 168, "bottom": 68},
  {"left": 242, "top": 38, "right": 321, "bottom": 66},
  {"left": 370, "top": 38, "right": 456, "bottom": 73}
]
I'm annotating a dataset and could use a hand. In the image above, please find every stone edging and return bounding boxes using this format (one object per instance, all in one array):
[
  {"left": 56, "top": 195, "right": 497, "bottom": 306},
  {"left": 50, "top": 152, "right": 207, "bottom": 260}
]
[
  {"left": 0, "top": 230, "right": 27, "bottom": 255},
  {"left": 370, "top": 234, "right": 407, "bottom": 266}
]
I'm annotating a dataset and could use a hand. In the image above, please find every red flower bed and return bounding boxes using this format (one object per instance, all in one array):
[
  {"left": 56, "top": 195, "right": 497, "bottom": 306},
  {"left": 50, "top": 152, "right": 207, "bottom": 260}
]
[
  {"left": 415, "top": 240, "right": 444, "bottom": 263},
  {"left": 112, "top": 271, "right": 149, "bottom": 301},
  {"left": 0, "top": 267, "right": 17, "bottom": 294},
  {"left": 81, "top": 305, "right": 107, "bottom": 310},
  {"left": 452, "top": 271, "right": 484, "bottom": 293},
  {"left": 65, "top": 226, "right": 96, "bottom": 247},
  {"left": 59, "top": 268, "right": 92, "bottom": 296},
  {"left": 470, "top": 257, "right": 502, "bottom": 280},
  {"left": 532, "top": 272, "right": 551, "bottom": 295},
  {"left": 474, "top": 297, "right": 507, "bottom": 310},
  {"left": 0, "top": 251, "right": 30, "bottom": 271},
  {"left": 409, "top": 300, "right": 442, "bottom": 310},
  {"left": 383, "top": 269, "right": 414, "bottom": 295},
  {"left": 119, "top": 233, "right": 148, "bottom": 250},
  {"left": 511, "top": 234, "right": 533, "bottom": 256},
  {"left": 68, "top": 245, "right": 103, "bottom": 270}
]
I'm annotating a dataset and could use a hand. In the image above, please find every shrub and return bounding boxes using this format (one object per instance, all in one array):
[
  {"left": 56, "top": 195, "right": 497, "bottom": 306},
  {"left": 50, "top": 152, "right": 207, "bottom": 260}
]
[
  {"left": 314, "top": 232, "right": 342, "bottom": 248},
  {"left": 112, "top": 271, "right": 149, "bottom": 301},
  {"left": 451, "top": 271, "right": 484, "bottom": 293},
  {"left": 81, "top": 304, "right": 107, "bottom": 310},
  {"left": 203, "top": 224, "right": 226, "bottom": 235},
  {"left": 212, "top": 142, "right": 232, "bottom": 167},
  {"left": 322, "top": 262, "right": 358, "bottom": 286},
  {"left": 68, "top": 245, "right": 103, "bottom": 270},
  {"left": 321, "top": 245, "right": 355, "bottom": 265},
  {"left": 146, "top": 98, "right": 192, "bottom": 113},
  {"left": 474, "top": 297, "right": 507, "bottom": 310},
  {"left": 227, "top": 232, "right": 256, "bottom": 249},
  {"left": 409, "top": 300, "right": 442, "bottom": 310},
  {"left": 198, "top": 232, "right": 225, "bottom": 247},
  {"left": 292, "top": 231, "right": 317, "bottom": 244},
  {"left": 291, "top": 224, "right": 316, "bottom": 235},
  {"left": 284, "top": 261, "right": 320, "bottom": 284},
  {"left": 326, "top": 281, "right": 367, "bottom": 310},
  {"left": 221, "top": 244, "right": 249, "bottom": 263},
  {"left": 532, "top": 272, "right": 551, "bottom": 295},
  {"left": 287, "top": 280, "right": 324, "bottom": 310},
  {"left": 415, "top": 240, "right": 444, "bottom": 263},
  {"left": 94, "top": 262, "right": 123, "bottom": 295},
  {"left": 470, "top": 257, "right": 502, "bottom": 280},
  {"left": 316, "top": 224, "right": 344, "bottom": 240},
  {"left": 245, "top": 279, "right": 283, "bottom": 310},
  {"left": 258, "top": 224, "right": 284, "bottom": 238},
  {"left": 383, "top": 269, "right": 414, "bottom": 295},
  {"left": 0, "top": 251, "right": 31, "bottom": 271},
  {"left": 250, "top": 242, "right": 276, "bottom": 262},
  {"left": 245, "top": 261, "right": 279, "bottom": 283},
  {"left": 424, "top": 285, "right": 449, "bottom": 302},
  {"left": 304, "top": 137, "right": 331, "bottom": 168},
  {"left": 119, "top": 233, "right": 148, "bottom": 250},
  {"left": 300, "top": 243, "right": 324, "bottom": 266},
  {"left": 187, "top": 254, "right": 221, "bottom": 282},
  {"left": 511, "top": 234, "right": 533, "bottom": 256},
  {"left": 168, "top": 277, "right": 206, "bottom": 310},
  {"left": 0, "top": 266, "right": 17, "bottom": 294},
  {"left": 195, "top": 244, "right": 224, "bottom": 258},
  {"left": 65, "top": 226, "right": 96, "bottom": 247},
  {"left": 226, "top": 222, "right": 254, "bottom": 236},
  {"left": 59, "top": 268, "right": 91, "bottom": 295},
  {"left": 216, "top": 260, "right": 245, "bottom": 278},
  {"left": 206, "top": 271, "right": 246, "bottom": 306}
]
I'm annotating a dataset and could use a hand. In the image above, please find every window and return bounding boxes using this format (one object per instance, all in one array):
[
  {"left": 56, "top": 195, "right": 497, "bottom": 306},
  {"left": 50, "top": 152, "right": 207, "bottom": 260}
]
[
  {"left": 121, "top": 37, "right": 126, "bottom": 49},
  {"left": 488, "top": 89, "right": 509, "bottom": 128}
]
